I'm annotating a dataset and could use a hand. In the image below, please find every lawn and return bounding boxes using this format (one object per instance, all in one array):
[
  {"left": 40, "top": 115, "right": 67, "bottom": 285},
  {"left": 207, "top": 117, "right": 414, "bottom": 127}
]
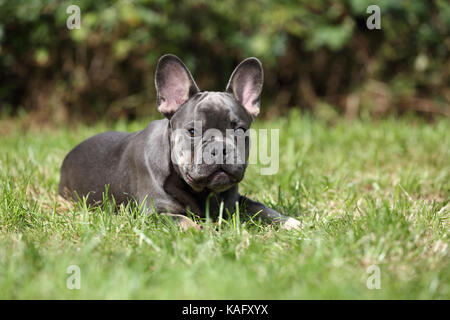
[{"left": 0, "top": 111, "right": 448, "bottom": 299}]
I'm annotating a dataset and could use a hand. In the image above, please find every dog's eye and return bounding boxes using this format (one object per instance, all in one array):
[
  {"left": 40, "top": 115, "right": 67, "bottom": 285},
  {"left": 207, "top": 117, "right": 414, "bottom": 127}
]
[
  {"left": 187, "top": 129, "right": 195, "bottom": 137},
  {"left": 235, "top": 127, "right": 247, "bottom": 135}
]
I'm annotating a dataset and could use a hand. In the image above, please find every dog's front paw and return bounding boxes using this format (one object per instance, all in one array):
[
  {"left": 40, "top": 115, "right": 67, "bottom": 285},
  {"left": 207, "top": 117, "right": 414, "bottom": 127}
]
[
  {"left": 178, "top": 217, "right": 202, "bottom": 231},
  {"left": 161, "top": 213, "right": 202, "bottom": 231},
  {"left": 281, "top": 217, "right": 302, "bottom": 230}
]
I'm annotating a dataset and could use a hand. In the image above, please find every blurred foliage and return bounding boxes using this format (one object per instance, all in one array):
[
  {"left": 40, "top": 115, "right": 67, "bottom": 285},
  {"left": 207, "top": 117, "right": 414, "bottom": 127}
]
[{"left": 0, "top": 0, "right": 448, "bottom": 122}]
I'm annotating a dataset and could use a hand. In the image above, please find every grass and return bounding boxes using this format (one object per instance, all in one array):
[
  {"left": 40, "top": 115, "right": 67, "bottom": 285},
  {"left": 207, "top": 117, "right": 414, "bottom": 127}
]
[{"left": 0, "top": 111, "right": 448, "bottom": 299}]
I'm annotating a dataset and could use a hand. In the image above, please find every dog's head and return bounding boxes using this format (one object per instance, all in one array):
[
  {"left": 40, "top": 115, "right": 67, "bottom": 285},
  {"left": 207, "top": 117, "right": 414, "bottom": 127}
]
[{"left": 155, "top": 54, "right": 263, "bottom": 193}]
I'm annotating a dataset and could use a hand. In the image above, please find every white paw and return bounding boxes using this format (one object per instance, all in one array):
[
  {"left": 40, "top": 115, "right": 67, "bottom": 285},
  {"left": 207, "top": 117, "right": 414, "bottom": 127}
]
[
  {"left": 177, "top": 217, "right": 202, "bottom": 231},
  {"left": 282, "top": 217, "right": 302, "bottom": 230}
]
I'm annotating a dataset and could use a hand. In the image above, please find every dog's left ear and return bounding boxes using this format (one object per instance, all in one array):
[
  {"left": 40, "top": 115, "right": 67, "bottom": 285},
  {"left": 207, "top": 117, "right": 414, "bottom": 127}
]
[
  {"left": 226, "top": 57, "right": 263, "bottom": 117},
  {"left": 155, "top": 54, "right": 199, "bottom": 118}
]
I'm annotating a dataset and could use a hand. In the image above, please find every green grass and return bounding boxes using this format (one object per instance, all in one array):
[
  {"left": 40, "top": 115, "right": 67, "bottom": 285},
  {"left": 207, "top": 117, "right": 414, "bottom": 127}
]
[{"left": 0, "top": 111, "right": 448, "bottom": 299}]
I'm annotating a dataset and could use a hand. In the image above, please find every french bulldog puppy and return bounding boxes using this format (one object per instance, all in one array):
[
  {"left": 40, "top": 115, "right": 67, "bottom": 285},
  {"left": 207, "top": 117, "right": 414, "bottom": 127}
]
[{"left": 59, "top": 54, "right": 301, "bottom": 230}]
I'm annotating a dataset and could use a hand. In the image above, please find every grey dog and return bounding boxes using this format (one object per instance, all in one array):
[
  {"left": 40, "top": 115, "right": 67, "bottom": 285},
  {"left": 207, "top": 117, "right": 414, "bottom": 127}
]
[{"left": 59, "top": 54, "right": 301, "bottom": 230}]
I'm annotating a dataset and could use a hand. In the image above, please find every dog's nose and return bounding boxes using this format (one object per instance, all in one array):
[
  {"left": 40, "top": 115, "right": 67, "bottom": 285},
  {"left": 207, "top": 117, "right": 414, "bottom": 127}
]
[
  {"left": 203, "top": 140, "right": 235, "bottom": 165},
  {"left": 210, "top": 144, "right": 227, "bottom": 157}
]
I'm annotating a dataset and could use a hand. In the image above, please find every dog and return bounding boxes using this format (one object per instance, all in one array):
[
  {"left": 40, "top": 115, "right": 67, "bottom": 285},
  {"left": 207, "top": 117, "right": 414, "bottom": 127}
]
[{"left": 59, "top": 54, "right": 301, "bottom": 230}]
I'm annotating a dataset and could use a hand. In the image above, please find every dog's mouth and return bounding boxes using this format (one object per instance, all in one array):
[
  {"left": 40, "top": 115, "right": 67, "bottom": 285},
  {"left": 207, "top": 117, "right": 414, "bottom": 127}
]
[
  {"left": 208, "top": 170, "right": 234, "bottom": 184},
  {"left": 185, "top": 172, "right": 198, "bottom": 186},
  {"left": 186, "top": 169, "right": 237, "bottom": 189}
]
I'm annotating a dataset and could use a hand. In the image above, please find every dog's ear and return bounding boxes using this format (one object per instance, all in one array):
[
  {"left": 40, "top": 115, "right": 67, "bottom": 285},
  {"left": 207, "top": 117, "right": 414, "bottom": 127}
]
[
  {"left": 155, "top": 54, "right": 199, "bottom": 118},
  {"left": 226, "top": 57, "right": 263, "bottom": 117}
]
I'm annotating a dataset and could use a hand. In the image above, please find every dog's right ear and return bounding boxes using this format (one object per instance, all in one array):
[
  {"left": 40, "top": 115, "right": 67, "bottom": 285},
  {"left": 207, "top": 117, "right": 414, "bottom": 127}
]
[
  {"left": 155, "top": 54, "right": 199, "bottom": 118},
  {"left": 226, "top": 57, "right": 263, "bottom": 117}
]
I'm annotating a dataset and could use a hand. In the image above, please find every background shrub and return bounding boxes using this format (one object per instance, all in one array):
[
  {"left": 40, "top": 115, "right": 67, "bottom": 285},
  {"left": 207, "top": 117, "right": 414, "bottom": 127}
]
[{"left": 0, "top": 0, "right": 448, "bottom": 122}]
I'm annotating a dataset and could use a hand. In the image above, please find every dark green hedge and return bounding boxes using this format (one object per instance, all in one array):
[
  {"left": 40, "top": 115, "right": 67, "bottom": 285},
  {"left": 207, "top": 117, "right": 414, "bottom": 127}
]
[{"left": 0, "top": 0, "right": 448, "bottom": 121}]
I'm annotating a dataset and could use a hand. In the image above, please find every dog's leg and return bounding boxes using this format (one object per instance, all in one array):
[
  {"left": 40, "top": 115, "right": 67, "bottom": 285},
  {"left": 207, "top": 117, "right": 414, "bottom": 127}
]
[
  {"left": 160, "top": 213, "right": 202, "bottom": 231},
  {"left": 240, "top": 196, "right": 302, "bottom": 230}
]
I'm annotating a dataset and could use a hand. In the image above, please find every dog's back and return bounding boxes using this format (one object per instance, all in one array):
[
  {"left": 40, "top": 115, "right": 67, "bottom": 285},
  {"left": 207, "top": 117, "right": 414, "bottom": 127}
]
[{"left": 59, "top": 131, "right": 137, "bottom": 204}]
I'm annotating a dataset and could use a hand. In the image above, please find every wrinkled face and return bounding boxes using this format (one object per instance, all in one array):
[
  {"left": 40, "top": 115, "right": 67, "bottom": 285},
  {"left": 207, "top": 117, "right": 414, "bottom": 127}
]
[
  {"left": 170, "top": 92, "right": 253, "bottom": 192},
  {"left": 155, "top": 54, "right": 264, "bottom": 193}
]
